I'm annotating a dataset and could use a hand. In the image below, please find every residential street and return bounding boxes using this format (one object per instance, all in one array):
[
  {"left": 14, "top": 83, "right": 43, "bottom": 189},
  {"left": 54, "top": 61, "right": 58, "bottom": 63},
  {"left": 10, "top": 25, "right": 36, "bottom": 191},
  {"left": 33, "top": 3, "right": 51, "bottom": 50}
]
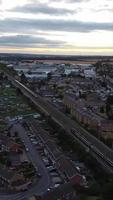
[
  {"left": 0, "top": 123, "right": 51, "bottom": 200},
  {"left": 12, "top": 123, "right": 51, "bottom": 193}
]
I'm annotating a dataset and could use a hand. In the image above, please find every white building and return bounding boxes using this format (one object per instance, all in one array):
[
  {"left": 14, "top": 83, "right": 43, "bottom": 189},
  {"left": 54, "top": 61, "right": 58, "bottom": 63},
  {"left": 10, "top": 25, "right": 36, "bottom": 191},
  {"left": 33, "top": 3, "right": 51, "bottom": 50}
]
[{"left": 84, "top": 68, "right": 96, "bottom": 79}]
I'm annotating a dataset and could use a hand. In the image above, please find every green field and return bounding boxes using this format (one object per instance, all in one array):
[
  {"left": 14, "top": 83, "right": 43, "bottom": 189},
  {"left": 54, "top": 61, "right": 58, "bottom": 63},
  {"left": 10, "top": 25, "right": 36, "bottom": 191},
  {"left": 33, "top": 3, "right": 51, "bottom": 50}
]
[
  {"left": 0, "top": 81, "right": 36, "bottom": 130},
  {"left": 86, "top": 197, "right": 100, "bottom": 200}
]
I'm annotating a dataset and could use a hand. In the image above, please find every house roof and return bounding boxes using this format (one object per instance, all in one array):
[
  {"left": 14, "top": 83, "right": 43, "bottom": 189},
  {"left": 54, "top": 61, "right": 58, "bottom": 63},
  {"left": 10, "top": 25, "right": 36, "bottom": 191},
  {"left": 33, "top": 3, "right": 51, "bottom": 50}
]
[
  {"left": 100, "top": 120, "right": 113, "bottom": 131},
  {"left": 0, "top": 135, "right": 10, "bottom": 147},
  {"left": 70, "top": 174, "right": 84, "bottom": 186},
  {"left": 10, "top": 142, "right": 22, "bottom": 151}
]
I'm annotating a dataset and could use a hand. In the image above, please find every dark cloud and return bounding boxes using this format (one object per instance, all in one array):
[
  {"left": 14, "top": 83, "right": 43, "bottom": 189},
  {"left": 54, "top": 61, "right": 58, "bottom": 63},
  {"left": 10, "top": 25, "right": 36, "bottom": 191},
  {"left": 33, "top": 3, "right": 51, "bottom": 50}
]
[
  {"left": 10, "top": 2, "right": 74, "bottom": 15},
  {"left": 0, "top": 35, "right": 65, "bottom": 48},
  {"left": 0, "top": 18, "right": 113, "bottom": 34}
]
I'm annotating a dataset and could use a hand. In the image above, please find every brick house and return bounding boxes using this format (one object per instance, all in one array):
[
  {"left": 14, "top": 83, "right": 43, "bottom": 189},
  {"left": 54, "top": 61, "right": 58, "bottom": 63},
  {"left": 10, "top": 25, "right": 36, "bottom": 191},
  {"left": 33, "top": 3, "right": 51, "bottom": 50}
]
[{"left": 99, "top": 120, "right": 113, "bottom": 139}]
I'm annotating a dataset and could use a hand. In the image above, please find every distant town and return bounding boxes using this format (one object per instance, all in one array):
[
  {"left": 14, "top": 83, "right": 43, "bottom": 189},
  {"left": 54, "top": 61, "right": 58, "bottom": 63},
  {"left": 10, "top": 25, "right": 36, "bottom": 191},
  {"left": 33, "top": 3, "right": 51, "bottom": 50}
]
[{"left": 0, "top": 54, "right": 113, "bottom": 200}]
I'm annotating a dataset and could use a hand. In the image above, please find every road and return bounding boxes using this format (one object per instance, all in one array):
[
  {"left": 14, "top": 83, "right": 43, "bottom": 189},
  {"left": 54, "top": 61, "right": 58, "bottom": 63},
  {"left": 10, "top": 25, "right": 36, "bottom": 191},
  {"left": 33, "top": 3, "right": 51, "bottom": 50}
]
[{"left": 12, "top": 123, "right": 51, "bottom": 194}]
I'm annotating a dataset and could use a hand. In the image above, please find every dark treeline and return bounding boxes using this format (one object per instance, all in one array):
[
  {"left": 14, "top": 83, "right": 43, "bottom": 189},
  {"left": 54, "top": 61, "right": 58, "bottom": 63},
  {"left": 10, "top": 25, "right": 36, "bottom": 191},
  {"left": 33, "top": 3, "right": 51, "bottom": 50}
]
[{"left": 0, "top": 53, "right": 113, "bottom": 62}]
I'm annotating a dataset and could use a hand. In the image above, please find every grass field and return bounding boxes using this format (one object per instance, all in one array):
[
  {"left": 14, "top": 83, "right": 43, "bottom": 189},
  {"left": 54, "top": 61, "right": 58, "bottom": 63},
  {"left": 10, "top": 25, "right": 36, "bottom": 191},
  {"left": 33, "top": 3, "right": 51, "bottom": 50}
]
[
  {"left": 0, "top": 82, "right": 36, "bottom": 130},
  {"left": 80, "top": 196, "right": 101, "bottom": 200}
]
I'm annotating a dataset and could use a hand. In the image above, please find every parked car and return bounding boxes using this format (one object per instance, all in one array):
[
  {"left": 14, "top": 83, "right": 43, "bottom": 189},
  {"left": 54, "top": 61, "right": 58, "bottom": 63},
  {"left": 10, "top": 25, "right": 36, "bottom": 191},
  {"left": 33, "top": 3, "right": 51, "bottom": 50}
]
[
  {"left": 45, "top": 163, "right": 52, "bottom": 167},
  {"left": 32, "top": 141, "right": 38, "bottom": 145},
  {"left": 21, "top": 186, "right": 28, "bottom": 191},
  {"left": 36, "top": 173, "right": 42, "bottom": 177},
  {"left": 54, "top": 183, "right": 60, "bottom": 188},
  {"left": 26, "top": 147, "right": 29, "bottom": 152},
  {"left": 50, "top": 172, "right": 59, "bottom": 176},
  {"left": 47, "top": 166, "right": 57, "bottom": 172},
  {"left": 52, "top": 177, "right": 62, "bottom": 184}
]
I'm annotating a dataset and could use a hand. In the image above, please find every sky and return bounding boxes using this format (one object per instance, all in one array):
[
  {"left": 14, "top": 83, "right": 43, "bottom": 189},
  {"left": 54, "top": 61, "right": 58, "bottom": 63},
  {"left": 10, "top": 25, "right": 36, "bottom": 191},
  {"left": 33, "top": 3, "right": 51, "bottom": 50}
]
[{"left": 0, "top": 0, "right": 113, "bottom": 55}]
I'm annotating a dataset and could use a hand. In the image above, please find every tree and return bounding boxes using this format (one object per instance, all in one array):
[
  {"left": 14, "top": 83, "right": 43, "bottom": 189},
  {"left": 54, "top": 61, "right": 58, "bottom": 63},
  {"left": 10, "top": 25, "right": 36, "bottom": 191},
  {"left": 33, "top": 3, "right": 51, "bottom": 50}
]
[
  {"left": 95, "top": 60, "right": 113, "bottom": 79},
  {"left": 65, "top": 106, "right": 70, "bottom": 114},
  {"left": 16, "top": 88, "right": 22, "bottom": 95},
  {"left": 28, "top": 70, "right": 32, "bottom": 75},
  {"left": 6, "top": 159, "right": 12, "bottom": 167},
  {"left": 14, "top": 131, "right": 18, "bottom": 137},
  {"left": 20, "top": 73, "right": 27, "bottom": 83},
  {"left": 100, "top": 106, "right": 104, "bottom": 113},
  {"left": 86, "top": 182, "right": 100, "bottom": 196},
  {"left": 0, "top": 72, "right": 4, "bottom": 80},
  {"left": 106, "top": 95, "right": 113, "bottom": 119},
  {"left": 7, "top": 131, "right": 11, "bottom": 137},
  {"left": 47, "top": 72, "right": 52, "bottom": 81},
  {"left": 61, "top": 73, "right": 66, "bottom": 78},
  {"left": 102, "top": 181, "right": 113, "bottom": 200}
]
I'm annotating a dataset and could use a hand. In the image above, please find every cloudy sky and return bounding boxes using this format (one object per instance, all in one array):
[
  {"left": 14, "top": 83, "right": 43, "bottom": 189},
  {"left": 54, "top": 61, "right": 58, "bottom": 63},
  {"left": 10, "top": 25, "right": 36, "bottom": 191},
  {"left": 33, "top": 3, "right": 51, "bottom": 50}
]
[{"left": 0, "top": 0, "right": 113, "bottom": 55}]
